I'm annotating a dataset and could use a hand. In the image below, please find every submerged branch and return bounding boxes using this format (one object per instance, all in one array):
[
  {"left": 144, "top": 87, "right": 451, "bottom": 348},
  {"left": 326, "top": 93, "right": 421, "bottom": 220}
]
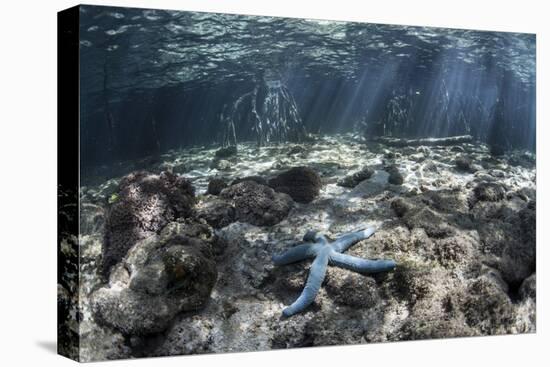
[{"left": 372, "top": 135, "right": 473, "bottom": 147}]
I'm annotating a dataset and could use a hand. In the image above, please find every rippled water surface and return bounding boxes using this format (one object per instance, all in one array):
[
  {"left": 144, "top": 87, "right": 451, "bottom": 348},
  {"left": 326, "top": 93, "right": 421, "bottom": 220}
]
[{"left": 80, "top": 6, "right": 535, "bottom": 95}]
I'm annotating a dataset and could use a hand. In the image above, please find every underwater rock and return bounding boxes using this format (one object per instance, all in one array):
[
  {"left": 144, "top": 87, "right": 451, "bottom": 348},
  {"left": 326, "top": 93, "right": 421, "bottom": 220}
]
[
  {"left": 149, "top": 316, "right": 215, "bottom": 356},
  {"left": 268, "top": 166, "right": 322, "bottom": 203},
  {"left": 296, "top": 312, "right": 373, "bottom": 347},
  {"left": 383, "top": 150, "right": 401, "bottom": 160},
  {"left": 197, "top": 199, "right": 236, "bottom": 229},
  {"left": 220, "top": 180, "right": 293, "bottom": 226},
  {"left": 388, "top": 263, "right": 480, "bottom": 341},
  {"left": 422, "top": 189, "right": 470, "bottom": 214},
  {"left": 473, "top": 182, "right": 506, "bottom": 202},
  {"left": 159, "top": 220, "right": 213, "bottom": 240},
  {"left": 461, "top": 275, "right": 515, "bottom": 334},
  {"left": 231, "top": 175, "right": 268, "bottom": 186},
  {"left": 434, "top": 233, "right": 477, "bottom": 268},
  {"left": 455, "top": 156, "right": 474, "bottom": 172},
  {"left": 391, "top": 189, "right": 475, "bottom": 241},
  {"left": 519, "top": 273, "right": 536, "bottom": 300},
  {"left": 216, "top": 221, "right": 277, "bottom": 290},
  {"left": 395, "top": 316, "right": 478, "bottom": 341},
  {"left": 211, "top": 159, "right": 232, "bottom": 171},
  {"left": 80, "top": 202, "right": 106, "bottom": 236},
  {"left": 390, "top": 197, "right": 413, "bottom": 217},
  {"left": 385, "top": 165, "right": 404, "bottom": 185},
  {"left": 215, "top": 145, "right": 237, "bottom": 159},
  {"left": 383, "top": 151, "right": 396, "bottom": 159},
  {"left": 287, "top": 145, "right": 307, "bottom": 156},
  {"left": 345, "top": 170, "right": 389, "bottom": 199},
  {"left": 475, "top": 199, "right": 535, "bottom": 288},
  {"left": 403, "top": 206, "right": 453, "bottom": 238},
  {"left": 78, "top": 319, "right": 132, "bottom": 362},
  {"left": 161, "top": 221, "right": 228, "bottom": 257},
  {"left": 92, "top": 224, "right": 217, "bottom": 335},
  {"left": 473, "top": 172, "right": 496, "bottom": 184},
  {"left": 391, "top": 260, "right": 434, "bottom": 305},
  {"left": 272, "top": 159, "right": 291, "bottom": 171},
  {"left": 337, "top": 166, "right": 374, "bottom": 188},
  {"left": 520, "top": 201, "right": 536, "bottom": 249},
  {"left": 501, "top": 202, "right": 536, "bottom": 286},
  {"left": 102, "top": 170, "right": 196, "bottom": 276},
  {"left": 325, "top": 267, "right": 380, "bottom": 308},
  {"left": 207, "top": 177, "right": 227, "bottom": 195}
]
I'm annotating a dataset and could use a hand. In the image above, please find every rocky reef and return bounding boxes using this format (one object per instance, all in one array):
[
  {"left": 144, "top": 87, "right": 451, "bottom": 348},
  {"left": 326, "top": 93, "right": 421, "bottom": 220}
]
[
  {"left": 75, "top": 134, "right": 536, "bottom": 361},
  {"left": 268, "top": 166, "right": 322, "bottom": 203},
  {"left": 220, "top": 180, "right": 294, "bottom": 226},
  {"left": 92, "top": 222, "right": 218, "bottom": 335},
  {"left": 102, "top": 170, "right": 196, "bottom": 276}
]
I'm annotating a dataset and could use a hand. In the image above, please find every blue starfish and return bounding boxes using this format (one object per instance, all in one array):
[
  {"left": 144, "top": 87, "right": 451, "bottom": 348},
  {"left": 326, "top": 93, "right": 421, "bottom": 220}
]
[{"left": 272, "top": 227, "right": 396, "bottom": 317}]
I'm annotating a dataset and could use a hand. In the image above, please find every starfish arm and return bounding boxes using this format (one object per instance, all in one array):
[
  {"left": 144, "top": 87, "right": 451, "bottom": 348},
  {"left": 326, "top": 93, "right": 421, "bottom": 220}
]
[
  {"left": 332, "top": 227, "right": 376, "bottom": 253},
  {"left": 282, "top": 250, "right": 329, "bottom": 317},
  {"left": 272, "top": 243, "right": 320, "bottom": 266},
  {"left": 329, "top": 251, "right": 396, "bottom": 273}
]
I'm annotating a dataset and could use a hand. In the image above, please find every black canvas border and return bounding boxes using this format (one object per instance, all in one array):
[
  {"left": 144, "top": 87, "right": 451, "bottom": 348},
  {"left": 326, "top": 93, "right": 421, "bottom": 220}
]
[{"left": 57, "top": 5, "right": 81, "bottom": 362}]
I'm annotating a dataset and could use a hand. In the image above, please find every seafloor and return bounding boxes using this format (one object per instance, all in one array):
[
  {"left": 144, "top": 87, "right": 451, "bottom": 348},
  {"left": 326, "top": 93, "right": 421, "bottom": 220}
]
[{"left": 63, "top": 133, "right": 536, "bottom": 361}]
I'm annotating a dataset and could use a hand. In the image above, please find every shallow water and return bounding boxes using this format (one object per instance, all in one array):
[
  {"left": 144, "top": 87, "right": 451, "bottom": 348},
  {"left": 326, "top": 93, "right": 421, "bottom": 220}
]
[
  {"left": 78, "top": 5, "right": 535, "bottom": 169},
  {"left": 60, "top": 5, "right": 537, "bottom": 361}
]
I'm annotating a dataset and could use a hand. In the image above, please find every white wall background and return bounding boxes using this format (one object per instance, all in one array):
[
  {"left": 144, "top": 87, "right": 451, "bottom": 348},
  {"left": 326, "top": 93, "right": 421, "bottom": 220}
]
[{"left": 0, "top": 0, "right": 547, "bottom": 365}]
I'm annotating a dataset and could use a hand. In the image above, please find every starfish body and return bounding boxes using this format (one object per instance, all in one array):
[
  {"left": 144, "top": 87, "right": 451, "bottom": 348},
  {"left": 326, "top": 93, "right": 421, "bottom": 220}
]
[{"left": 272, "top": 228, "right": 396, "bottom": 317}]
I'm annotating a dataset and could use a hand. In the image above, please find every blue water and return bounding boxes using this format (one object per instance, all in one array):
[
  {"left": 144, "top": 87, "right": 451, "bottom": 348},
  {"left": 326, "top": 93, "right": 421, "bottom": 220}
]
[{"left": 78, "top": 5, "right": 536, "bottom": 168}]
